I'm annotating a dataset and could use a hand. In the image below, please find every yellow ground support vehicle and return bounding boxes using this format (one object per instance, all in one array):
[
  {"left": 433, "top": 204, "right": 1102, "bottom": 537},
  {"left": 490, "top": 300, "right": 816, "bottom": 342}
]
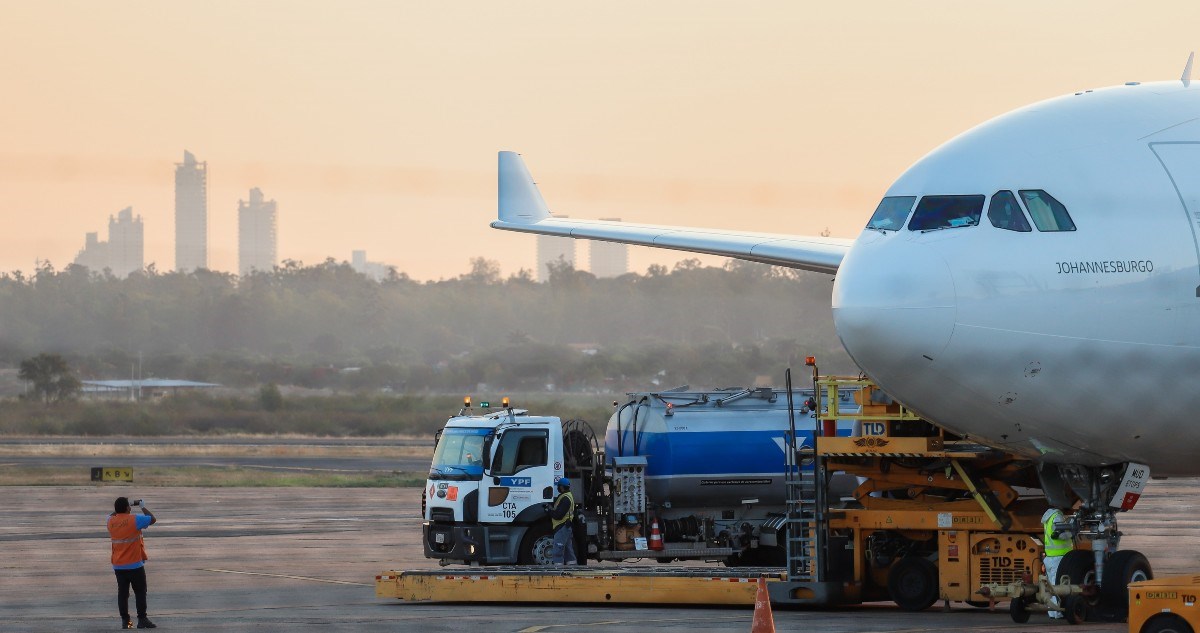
[
  {"left": 769, "top": 373, "right": 1046, "bottom": 610},
  {"left": 1129, "top": 575, "right": 1200, "bottom": 633}
]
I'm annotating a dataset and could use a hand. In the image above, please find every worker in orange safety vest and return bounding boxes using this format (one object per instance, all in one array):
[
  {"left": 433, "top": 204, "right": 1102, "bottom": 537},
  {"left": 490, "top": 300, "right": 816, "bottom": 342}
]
[{"left": 108, "top": 497, "right": 158, "bottom": 629}]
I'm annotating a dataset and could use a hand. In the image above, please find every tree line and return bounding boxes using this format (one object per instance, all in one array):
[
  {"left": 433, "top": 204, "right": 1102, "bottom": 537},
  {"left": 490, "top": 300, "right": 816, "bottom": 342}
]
[{"left": 0, "top": 257, "right": 855, "bottom": 394}]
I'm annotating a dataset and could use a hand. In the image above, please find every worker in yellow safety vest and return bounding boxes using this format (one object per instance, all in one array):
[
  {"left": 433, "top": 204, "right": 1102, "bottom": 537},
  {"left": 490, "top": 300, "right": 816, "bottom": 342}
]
[
  {"left": 1042, "top": 507, "right": 1075, "bottom": 620},
  {"left": 550, "top": 478, "right": 577, "bottom": 565}
]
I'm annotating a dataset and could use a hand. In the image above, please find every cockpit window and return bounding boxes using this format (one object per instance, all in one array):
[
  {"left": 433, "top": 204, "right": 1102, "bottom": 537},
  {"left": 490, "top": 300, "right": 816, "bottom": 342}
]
[
  {"left": 866, "top": 196, "right": 916, "bottom": 231},
  {"left": 987, "top": 191, "right": 1032, "bottom": 232},
  {"left": 907, "top": 195, "right": 985, "bottom": 231},
  {"left": 1019, "top": 190, "right": 1076, "bottom": 232}
]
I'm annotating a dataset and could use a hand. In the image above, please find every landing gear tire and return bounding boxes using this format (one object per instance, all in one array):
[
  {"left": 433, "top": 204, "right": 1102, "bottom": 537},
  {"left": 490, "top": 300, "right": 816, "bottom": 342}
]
[
  {"left": 1056, "top": 550, "right": 1097, "bottom": 592},
  {"left": 1100, "top": 549, "right": 1152, "bottom": 619},
  {"left": 887, "top": 557, "right": 939, "bottom": 612},
  {"left": 517, "top": 524, "right": 555, "bottom": 565},
  {"left": 1064, "top": 594, "right": 1090, "bottom": 625},
  {"left": 1055, "top": 550, "right": 1098, "bottom": 621},
  {"left": 1009, "top": 596, "right": 1031, "bottom": 624}
]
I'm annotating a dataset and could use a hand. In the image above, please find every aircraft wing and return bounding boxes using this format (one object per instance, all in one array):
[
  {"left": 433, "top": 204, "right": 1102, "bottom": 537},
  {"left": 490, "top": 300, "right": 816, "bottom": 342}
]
[{"left": 490, "top": 151, "right": 851, "bottom": 275}]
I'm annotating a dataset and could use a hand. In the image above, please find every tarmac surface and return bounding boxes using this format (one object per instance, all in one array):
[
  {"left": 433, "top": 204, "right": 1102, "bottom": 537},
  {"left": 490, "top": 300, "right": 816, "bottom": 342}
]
[{"left": 3, "top": 477, "right": 1200, "bottom": 632}]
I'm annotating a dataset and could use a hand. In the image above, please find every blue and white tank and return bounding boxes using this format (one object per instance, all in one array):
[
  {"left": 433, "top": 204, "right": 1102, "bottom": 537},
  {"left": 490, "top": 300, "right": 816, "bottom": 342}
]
[{"left": 605, "top": 388, "right": 857, "bottom": 507}]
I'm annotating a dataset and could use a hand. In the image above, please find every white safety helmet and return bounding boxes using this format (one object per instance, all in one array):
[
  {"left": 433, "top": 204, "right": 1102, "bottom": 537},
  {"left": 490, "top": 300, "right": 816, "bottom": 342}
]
[{"left": 1041, "top": 508, "right": 1060, "bottom": 523}]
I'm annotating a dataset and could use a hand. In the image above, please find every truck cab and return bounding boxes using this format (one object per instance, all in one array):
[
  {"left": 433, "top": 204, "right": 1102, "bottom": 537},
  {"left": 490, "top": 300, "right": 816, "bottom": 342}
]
[{"left": 423, "top": 407, "right": 567, "bottom": 565}]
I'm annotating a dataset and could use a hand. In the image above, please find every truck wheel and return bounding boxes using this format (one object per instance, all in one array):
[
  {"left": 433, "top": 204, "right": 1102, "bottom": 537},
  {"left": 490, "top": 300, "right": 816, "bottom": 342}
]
[
  {"left": 1009, "top": 596, "right": 1031, "bottom": 624},
  {"left": 1064, "top": 594, "right": 1090, "bottom": 625},
  {"left": 887, "top": 557, "right": 939, "bottom": 611},
  {"left": 1142, "top": 614, "right": 1195, "bottom": 633},
  {"left": 518, "top": 525, "right": 556, "bottom": 565},
  {"left": 1101, "top": 550, "right": 1152, "bottom": 617}
]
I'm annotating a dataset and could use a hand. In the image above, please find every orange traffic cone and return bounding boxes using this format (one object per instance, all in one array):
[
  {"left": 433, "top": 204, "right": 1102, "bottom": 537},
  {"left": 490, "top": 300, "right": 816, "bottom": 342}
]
[
  {"left": 751, "top": 576, "right": 776, "bottom": 633},
  {"left": 648, "top": 518, "right": 664, "bottom": 551}
]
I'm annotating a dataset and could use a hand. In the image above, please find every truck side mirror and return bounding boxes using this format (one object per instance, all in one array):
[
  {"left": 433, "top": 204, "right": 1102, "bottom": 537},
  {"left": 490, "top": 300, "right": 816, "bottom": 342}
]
[{"left": 482, "top": 431, "right": 496, "bottom": 472}]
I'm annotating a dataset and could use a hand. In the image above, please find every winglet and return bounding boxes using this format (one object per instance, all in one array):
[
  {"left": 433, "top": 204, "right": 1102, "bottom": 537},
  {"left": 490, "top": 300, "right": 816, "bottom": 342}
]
[
  {"left": 498, "top": 151, "right": 550, "bottom": 224},
  {"left": 1184, "top": 51, "right": 1194, "bottom": 88}
]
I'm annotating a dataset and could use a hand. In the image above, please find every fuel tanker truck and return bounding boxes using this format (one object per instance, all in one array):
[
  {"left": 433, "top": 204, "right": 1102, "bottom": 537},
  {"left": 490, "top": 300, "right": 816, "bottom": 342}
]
[{"left": 421, "top": 387, "right": 858, "bottom": 566}]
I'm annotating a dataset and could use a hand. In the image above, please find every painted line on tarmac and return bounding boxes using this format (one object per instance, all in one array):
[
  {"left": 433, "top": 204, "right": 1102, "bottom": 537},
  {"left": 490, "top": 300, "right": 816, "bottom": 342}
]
[
  {"left": 518, "top": 615, "right": 748, "bottom": 632},
  {"left": 200, "top": 568, "right": 372, "bottom": 586}
]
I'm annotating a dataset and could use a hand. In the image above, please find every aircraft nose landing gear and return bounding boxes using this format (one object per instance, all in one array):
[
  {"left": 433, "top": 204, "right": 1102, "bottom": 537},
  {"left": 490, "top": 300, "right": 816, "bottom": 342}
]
[
  {"left": 1046, "top": 462, "right": 1153, "bottom": 621},
  {"left": 985, "top": 461, "right": 1154, "bottom": 622}
]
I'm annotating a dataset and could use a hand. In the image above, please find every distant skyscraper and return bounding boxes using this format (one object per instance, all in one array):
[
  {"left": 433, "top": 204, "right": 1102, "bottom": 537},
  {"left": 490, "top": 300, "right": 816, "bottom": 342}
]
[
  {"left": 238, "top": 187, "right": 278, "bottom": 276},
  {"left": 73, "top": 207, "right": 143, "bottom": 277},
  {"left": 107, "top": 207, "right": 144, "bottom": 277},
  {"left": 174, "top": 150, "right": 208, "bottom": 271},
  {"left": 588, "top": 217, "right": 628, "bottom": 278},
  {"left": 536, "top": 216, "right": 575, "bottom": 282},
  {"left": 351, "top": 250, "right": 390, "bottom": 281},
  {"left": 74, "top": 232, "right": 108, "bottom": 273}
]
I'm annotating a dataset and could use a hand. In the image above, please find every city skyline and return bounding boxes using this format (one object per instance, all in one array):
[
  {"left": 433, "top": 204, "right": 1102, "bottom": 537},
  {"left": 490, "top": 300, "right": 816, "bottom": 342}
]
[
  {"left": 38, "top": 149, "right": 656, "bottom": 279},
  {"left": 56, "top": 151, "right": 635, "bottom": 279}
]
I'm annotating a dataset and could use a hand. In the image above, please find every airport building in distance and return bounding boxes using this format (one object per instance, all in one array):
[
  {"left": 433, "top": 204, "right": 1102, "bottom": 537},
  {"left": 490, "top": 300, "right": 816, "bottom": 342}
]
[
  {"left": 175, "top": 150, "right": 208, "bottom": 271},
  {"left": 73, "top": 206, "right": 144, "bottom": 278},
  {"left": 238, "top": 187, "right": 278, "bottom": 276}
]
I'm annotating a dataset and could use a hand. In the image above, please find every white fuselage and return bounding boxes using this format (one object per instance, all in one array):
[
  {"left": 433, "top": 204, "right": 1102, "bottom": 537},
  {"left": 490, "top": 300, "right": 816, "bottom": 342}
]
[{"left": 832, "top": 81, "right": 1200, "bottom": 475}]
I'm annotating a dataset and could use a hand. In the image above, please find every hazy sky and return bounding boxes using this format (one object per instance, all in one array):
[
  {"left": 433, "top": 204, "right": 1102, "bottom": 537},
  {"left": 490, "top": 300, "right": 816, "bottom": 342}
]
[{"left": 2, "top": 2, "right": 1198, "bottom": 279}]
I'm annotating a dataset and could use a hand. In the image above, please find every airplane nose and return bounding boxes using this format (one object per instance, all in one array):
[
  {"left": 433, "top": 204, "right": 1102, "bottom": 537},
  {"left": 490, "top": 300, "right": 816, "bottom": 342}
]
[{"left": 832, "top": 236, "right": 956, "bottom": 380}]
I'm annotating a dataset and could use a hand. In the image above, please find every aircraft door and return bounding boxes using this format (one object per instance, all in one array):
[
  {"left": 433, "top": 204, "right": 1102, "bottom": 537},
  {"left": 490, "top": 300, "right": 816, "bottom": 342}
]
[{"left": 1151, "top": 142, "right": 1200, "bottom": 296}]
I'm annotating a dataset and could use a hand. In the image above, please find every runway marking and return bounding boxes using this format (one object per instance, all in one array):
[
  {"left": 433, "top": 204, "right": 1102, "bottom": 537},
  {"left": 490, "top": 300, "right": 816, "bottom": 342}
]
[
  {"left": 517, "top": 615, "right": 747, "bottom": 631},
  {"left": 200, "top": 568, "right": 371, "bottom": 586}
]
